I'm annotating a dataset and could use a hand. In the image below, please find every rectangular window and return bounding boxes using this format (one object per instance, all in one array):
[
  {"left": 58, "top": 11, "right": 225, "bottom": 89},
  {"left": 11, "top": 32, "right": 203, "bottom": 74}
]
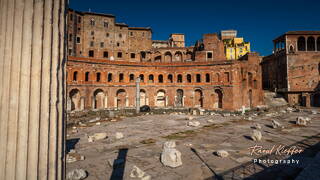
[
  {"left": 117, "top": 42, "right": 120, "bottom": 47},
  {"left": 104, "top": 22, "right": 108, "bottom": 28},
  {"left": 68, "top": 49, "right": 72, "bottom": 55},
  {"left": 207, "top": 52, "right": 212, "bottom": 59},
  {"left": 91, "top": 31, "right": 94, "bottom": 35},
  {"left": 76, "top": 37, "right": 80, "bottom": 43},
  {"left": 131, "top": 53, "right": 135, "bottom": 59},
  {"left": 69, "top": 34, "right": 72, "bottom": 41},
  {"left": 117, "top": 52, "right": 122, "bottom": 58},
  {"left": 89, "top": 50, "right": 94, "bottom": 57},
  {"left": 100, "top": 42, "right": 104, "bottom": 48},
  {"left": 90, "top": 41, "right": 94, "bottom": 47},
  {"left": 130, "top": 32, "right": 133, "bottom": 36},
  {"left": 103, "top": 51, "right": 108, "bottom": 58}
]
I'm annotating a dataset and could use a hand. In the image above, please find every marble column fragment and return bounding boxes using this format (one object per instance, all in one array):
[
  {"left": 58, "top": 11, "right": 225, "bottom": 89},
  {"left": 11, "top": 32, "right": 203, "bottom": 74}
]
[{"left": 0, "top": 0, "right": 67, "bottom": 179}]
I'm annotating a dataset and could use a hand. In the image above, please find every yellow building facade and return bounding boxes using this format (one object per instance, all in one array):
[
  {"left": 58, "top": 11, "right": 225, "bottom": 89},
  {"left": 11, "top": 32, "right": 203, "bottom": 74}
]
[{"left": 220, "top": 30, "right": 251, "bottom": 60}]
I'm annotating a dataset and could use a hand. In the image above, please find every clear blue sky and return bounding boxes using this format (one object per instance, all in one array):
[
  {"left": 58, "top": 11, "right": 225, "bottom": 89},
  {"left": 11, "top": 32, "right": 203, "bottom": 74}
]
[{"left": 70, "top": 0, "right": 320, "bottom": 56}]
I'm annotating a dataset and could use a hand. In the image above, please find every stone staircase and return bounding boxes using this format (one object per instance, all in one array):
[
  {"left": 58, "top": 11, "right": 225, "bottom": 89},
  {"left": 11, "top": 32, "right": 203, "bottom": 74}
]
[{"left": 264, "top": 90, "right": 288, "bottom": 107}]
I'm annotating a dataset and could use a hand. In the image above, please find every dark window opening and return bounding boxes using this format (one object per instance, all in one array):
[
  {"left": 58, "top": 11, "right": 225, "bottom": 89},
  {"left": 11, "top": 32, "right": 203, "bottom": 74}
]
[
  {"left": 119, "top": 33, "right": 122, "bottom": 38},
  {"left": 168, "top": 74, "right": 173, "bottom": 83},
  {"left": 117, "top": 42, "right": 120, "bottom": 47},
  {"left": 69, "top": 14, "right": 73, "bottom": 21},
  {"left": 131, "top": 53, "right": 135, "bottom": 59},
  {"left": 91, "top": 31, "right": 94, "bottom": 35},
  {"left": 76, "top": 37, "right": 80, "bottom": 43},
  {"left": 196, "top": 74, "right": 201, "bottom": 82},
  {"left": 90, "top": 41, "right": 94, "bottom": 47},
  {"left": 73, "top": 71, "right": 78, "bottom": 81},
  {"left": 100, "top": 42, "right": 104, "bottom": 48},
  {"left": 158, "top": 75, "right": 163, "bottom": 83},
  {"left": 205, "top": 73, "right": 210, "bottom": 82},
  {"left": 177, "top": 74, "right": 182, "bottom": 83},
  {"left": 307, "top": 36, "right": 315, "bottom": 51},
  {"left": 89, "top": 50, "right": 94, "bottom": 57},
  {"left": 85, "top": 72, "right": 89, "bottom": 82},
  {"left": 297, "top": 36, "right": 306, "bottom": 51},
  {"left": 68, "top": 49, "right": 72, "bottom": 56},
  {"left": 69, "top": 34, "right": 72, "bottom": 41},
  {"left": 90, "top": 19, "right": 95, "bottom": 26},
  {"left": 119, "top": 73, "right": 124, "bottom": 82},
  {"left": 117, "top": 52, "right": 122, "bottom": 58},
  {"left": 96, "top": 72, "right": 101, "bottom": 82},
  {"left": 149, "top": 74, "right": 154, "bottom": 83},
  {"left": 130, "top": 74, "right": 134, "bottom": 82},
  {"left": 139, "top": 74, "right": 144, "bottom": 82},
  {"left": 104, "top": 22, "right": 108, "bottom": 28},
  {"left": 187, "top": 74, "right": 191, "bottom": 83},
  {"left": 207, "top": 52, "right": 212, "bottom": 59},
  {"left": 103, "top": 51, "right": 108, "bottom": 58},
  {"left": 108, "top": 73, "right": 112, "bottom": 82},
  {"left": 106, "top": 33, "right": 109, "bottom": 37}
]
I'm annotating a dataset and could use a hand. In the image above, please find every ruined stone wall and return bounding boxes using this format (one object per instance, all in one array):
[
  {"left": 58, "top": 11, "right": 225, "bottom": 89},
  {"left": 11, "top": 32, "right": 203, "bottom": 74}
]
[{"left": 66, "top": 53, "right": 264, "bottom": 111}]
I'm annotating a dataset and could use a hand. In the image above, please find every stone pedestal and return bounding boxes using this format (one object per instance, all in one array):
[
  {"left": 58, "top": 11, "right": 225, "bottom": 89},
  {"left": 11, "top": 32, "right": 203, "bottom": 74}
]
[{"left": 0, "top": 0, "right": 66, "bottom": 179}]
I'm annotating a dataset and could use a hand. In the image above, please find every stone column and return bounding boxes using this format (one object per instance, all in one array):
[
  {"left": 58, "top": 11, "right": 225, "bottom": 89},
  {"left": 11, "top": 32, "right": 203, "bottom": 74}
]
[{"left": 0, "top": 0, "right": 67, "bottom": 179}]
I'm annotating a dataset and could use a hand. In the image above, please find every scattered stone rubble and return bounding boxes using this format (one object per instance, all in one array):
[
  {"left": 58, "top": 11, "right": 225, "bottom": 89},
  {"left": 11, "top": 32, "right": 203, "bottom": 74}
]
[
  {"left": 130, "top": 165, "right": 151, "bottom": 180},
  {"left": 86, "top": 132, "right": 108, "bottom": 142},
  {"left": 272, "top": 120, "right": 282, "bottom": 129},
  {"left": 187, "top": 121, "right": 200, "bottom": 127},
  {"left": 115, "top": 132, "right": 124, "bottom": 139},
  {"left": 296, "top": 117, "right": 311, "bottom": 126},
  {"left": 161, "top": 141, "right": 182, "bottom": 168},
  {"left": 251, "top": 130, "right": 262, "bottom": 141},
  {"left": 216, "top": 150, "right": 229, "bottom": 158},
  {"left": 66, "top": 169, "right": 87, "bottom": 180},
  {"left": 254, "top": 123, "right": 262, "bottom": 129}
]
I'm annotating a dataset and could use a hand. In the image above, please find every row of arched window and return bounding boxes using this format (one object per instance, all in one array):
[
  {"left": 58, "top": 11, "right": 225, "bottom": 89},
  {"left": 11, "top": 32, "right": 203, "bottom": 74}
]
[
  {"left": 297, "top": 36, "right": 320, "bottom": 51},
  {"left": 72, "top": 71, "right": 231, "bottom": 83}
]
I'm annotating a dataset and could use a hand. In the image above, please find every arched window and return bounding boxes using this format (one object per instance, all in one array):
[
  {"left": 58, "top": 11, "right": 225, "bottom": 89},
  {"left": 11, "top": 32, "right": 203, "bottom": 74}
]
[
  {"left": 85, "top": 72, "right": 89, "bottom": 82},
  {"left": 108, "top": 73, "right": 113, "bottom": 82},
  {"left": 119, "top": 73, "right": 124, "bottom": 82},
  {"left": 96, "top": 72, "right": 101, "bottom": 82},
  {"left": 129, "top": 74, "right": 135, "bottom": 82},
  {"left": 168, "top": 74, "right": 173, "bottom": 83},
  {"left": 177, "top": 74, "right": 182, "bottom": 83},
  {"left": 149, "top": 74, "right": 154, "bottom": 82},
  {"left": 139, "top": 74, "right": 144, "bottom": 82},
  {"left": 158, "top": 74, "right": 163, "bottom": 83},
  {"left": 317, "top": 37, "right": 320, "bottom": 51},
  {"left": 307, "top": 36, "right": 315, "bottom": 51},
  {"left": 205, "top": 73, "right": 210, "bottom": 82},
  {"left": 187, "top": 74, "right": 192, "bottom": 83},
  {"left": 73, "top": 71, "right": 78, "bottom": 81},
  {"left": 196, "top": 74, "right": 201, "bottom": 83},
  {"left": 289, "top": 45, "right": 294, "bottom": 53},
  {"left": 297, "top": 36, "right": 306, "bottom": 51}
]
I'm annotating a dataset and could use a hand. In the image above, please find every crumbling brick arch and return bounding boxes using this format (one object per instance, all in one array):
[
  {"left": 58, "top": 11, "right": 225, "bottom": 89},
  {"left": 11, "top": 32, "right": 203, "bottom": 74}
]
[
  {"left": 156, "top": 89, "right": 166, "bottom": 107},
  {"left": 93, "top": 89, "right": 106, "bottom": 109},
  {"left": 297, "top": 36, "right": 306, "bottom": 51},
  {"left": 69, "top": 89, "right": 81, "bottom": 111},
  {"left": 73, "top": 71, "right": 78, "bottom": 81},
  {"left": 116, "top": 89, "right": 127, "bottom": 108},
  {"left": 214, "top": 88, "right": 223, "bottom": 109},
  {"left": 174, "top": 51, "right": 183, "bottom": 62},
  {"left": 194, "top": 88, "right": 203, "bottom": 108},
  {"left": 164, "top": 51, "right": 172, "bottom": 62},
  {"left": 307, "top": 36, "right": 316, "bottom": 51}
]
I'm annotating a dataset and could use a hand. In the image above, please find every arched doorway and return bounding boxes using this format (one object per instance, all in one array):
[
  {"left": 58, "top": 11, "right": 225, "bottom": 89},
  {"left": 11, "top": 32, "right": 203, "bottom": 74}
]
[
  {"left": 69, "top": 89, "right": 81, "bottom": 111},
  {"left": 116, "top": 89, "right": 127, "bottom": 108},
  {"left": 156, "top": 90, "right": 166, "bottom": 107},
  {"left": 93, "top": 89, "right": 105, "bottom": 109},
  {"left": 176, "top": 89, "right": 184, "bottom": 107},
  {"left": 140, "top": 89, "right": 147, "bottom": 106},
  {"left": 214, "top": 89, "right": 223, "bottom": 109},
  {"left": 194, "top": 89, "right": 203, "bottom": 108}
]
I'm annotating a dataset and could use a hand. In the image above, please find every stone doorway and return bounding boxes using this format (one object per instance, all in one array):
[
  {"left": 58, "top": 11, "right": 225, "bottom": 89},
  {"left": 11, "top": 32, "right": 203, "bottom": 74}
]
[
  {"left": 214, "top": 89, "right": 223, "bottom": 109},
  {"left": 194, "top": 89, "right": 203, "bottom": 108},
  {"left": 117, "top": 89, "right": 127, "bottom": 108},
  {"left": 140, "top": 89, "right": 147, "bottom": 106},
  {"left": 93, "top": 89, "right": 105, "bottom": 109},
  {"left": 176, "top": 89, "right": 184, "bottom": 107},
  {"left": 156, "top": 90, "right": 166, "bottom": 107},
  {"left": 69, "top": 89, "right": 81, "bottom": 111}
]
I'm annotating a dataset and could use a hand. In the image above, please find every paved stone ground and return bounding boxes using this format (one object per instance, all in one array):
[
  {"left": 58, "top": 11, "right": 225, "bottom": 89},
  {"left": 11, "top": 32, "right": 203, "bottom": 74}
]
[{"left": 66, "top": 108, "right": 320, "bottom": 180}]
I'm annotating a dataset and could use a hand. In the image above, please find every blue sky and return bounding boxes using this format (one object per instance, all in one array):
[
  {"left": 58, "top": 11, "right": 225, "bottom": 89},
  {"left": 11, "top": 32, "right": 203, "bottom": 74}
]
[{"left": 70, "top": 0, "right": 320, "bottom": 56}]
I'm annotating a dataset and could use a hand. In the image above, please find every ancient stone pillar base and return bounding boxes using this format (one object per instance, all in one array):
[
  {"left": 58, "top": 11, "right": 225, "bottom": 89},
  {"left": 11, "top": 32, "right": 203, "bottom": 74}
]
[{"left": 0, "top": 0, "right": 66, "bottom": 179}]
